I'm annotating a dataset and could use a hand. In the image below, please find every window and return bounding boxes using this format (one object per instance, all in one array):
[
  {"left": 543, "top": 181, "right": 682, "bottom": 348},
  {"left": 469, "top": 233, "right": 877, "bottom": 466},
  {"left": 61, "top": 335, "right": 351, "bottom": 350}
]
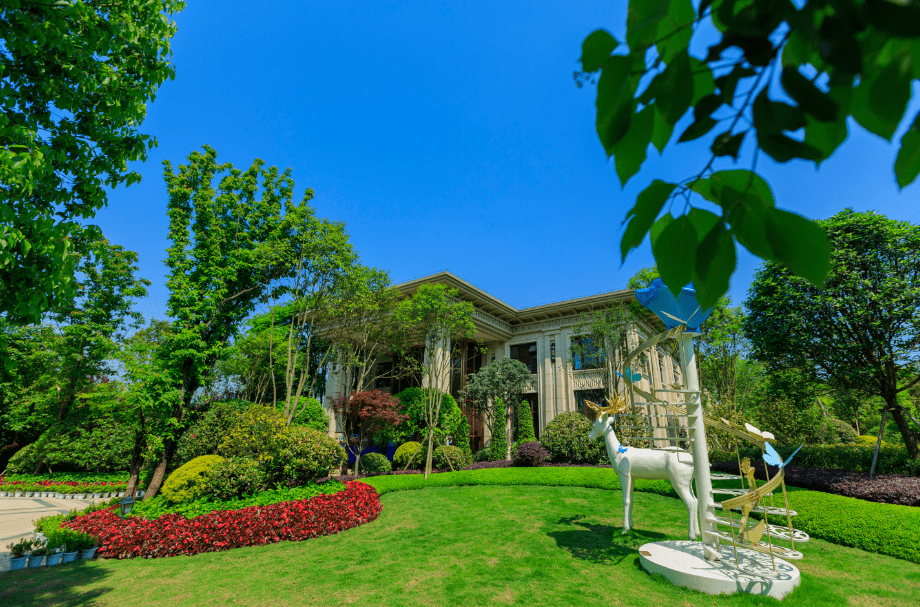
[
  {"left": 574, "top": 389, "right": 605, "bottom": 418},
  {"left": 509, "top": 342, "right": 538, "bottom": 374},
  {"left": 571, "top": 336, "right": 604, "bottom": 370}
]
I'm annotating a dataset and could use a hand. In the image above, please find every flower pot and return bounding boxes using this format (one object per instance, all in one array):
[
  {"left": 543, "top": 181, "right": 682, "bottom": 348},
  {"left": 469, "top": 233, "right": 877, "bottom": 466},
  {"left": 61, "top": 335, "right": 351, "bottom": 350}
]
[
  {"left": 118, "top": 491, "right": 125, "bottom": 497},
  {"left": 0, "top": 490, "right": 8, "bottom": 497},
  {"left": 80, "top": 547, "right": 98, "bottom": 560},
  {"left": 9, "top": 556, "right": 27, "bottom": 571},
  {"left": 46, "top": 553, "right": 63, "bottom": 566},
  {"left": 24, "top": 491, "right": 34, "bottom": 498},
  {"left": 61, "top": 551, "right": 79, "bottom": 564},
  {"left": 75, "top": 494, "right": 86, "bottom": 500},
  {"left": 13, "top": 491, "right": 23, "bottom": 497},
  {"left": 27, "top": 555, "right": 45, "bottom": 568}
]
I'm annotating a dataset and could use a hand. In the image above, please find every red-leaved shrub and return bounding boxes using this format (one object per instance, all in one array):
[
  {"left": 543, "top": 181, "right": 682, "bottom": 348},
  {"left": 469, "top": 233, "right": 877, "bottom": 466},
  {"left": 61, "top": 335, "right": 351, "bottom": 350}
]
[{"left": 62, "top": 481, "right": 381, "bottom": 559}]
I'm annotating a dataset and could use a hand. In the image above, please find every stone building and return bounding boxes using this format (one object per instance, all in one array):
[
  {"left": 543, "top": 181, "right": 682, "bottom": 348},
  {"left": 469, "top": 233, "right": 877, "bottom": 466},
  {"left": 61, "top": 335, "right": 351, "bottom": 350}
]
[{"left": 323, "top": 271, "right": 686, "bottom": 451}]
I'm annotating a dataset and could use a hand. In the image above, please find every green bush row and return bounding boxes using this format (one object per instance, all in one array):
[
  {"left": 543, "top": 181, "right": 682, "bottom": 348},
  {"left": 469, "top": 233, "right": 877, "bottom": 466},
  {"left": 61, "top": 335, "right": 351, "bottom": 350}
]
[
  {"left": 360, "top": 467, "right": 920, "bottom": 564},
  {"left": 709, "top": 444, "right": 920, "bottom": 476},
  {"left": 2, "top": 472, "right": 131, "bottom": 483},
  {"left": 1, "top": 483, "right": 126, "bottom": 494},
  {"left": 129, "top": 479, "right": 348, "bottom": 520}
]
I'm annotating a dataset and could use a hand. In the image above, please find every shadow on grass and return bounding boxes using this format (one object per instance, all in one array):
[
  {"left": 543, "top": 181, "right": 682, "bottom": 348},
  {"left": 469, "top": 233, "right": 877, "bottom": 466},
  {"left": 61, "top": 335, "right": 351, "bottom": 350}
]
[
  {"left": 548, "top": 515, "right": 667, "bottom": 566},
  {"left": 0, "top": 560, "right": 113, "bottom": 606}
]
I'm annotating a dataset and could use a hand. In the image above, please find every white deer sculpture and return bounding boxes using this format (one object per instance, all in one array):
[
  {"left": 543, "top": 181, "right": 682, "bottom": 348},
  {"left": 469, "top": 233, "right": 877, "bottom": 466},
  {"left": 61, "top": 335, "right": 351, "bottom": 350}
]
[{"left": 589, "top": 408, "right": 699, "bottom": 539}]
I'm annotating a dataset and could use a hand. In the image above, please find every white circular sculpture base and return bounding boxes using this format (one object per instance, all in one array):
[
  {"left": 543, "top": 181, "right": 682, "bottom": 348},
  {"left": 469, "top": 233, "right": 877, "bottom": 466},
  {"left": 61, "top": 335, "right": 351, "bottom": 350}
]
[{"left": 639, "top": 540, "right": 801, "bottom": 600}]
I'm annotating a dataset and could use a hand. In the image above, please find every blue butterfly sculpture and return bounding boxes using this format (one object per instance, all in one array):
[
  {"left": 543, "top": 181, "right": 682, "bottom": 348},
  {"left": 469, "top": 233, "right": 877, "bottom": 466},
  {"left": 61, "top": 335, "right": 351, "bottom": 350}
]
[
  {"left": 634, "top": 278, "right": 713, "bottom": 332},
  {"left": 617, "top": 445, "right": 628, "bottom": 454},
  {"left": 614, "top": 366, "right": 642, "bottom": 383},
  {"left": 763, "top": 443, "right": 802, "bottom": 468}
]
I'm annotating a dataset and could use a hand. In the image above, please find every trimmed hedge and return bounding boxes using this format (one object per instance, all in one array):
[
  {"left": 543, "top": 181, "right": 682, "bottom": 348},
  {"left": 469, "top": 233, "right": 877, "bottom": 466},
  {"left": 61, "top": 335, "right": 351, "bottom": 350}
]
[
  {"left": 63, "top": 481, "right": 381, "bottom": 559},
  {"left": 710, "top": 444, "right": 920, "bottom": 476},
  {"left": 160, "top": 455, "right": 224, "bottom": 504},
  {"left": 360, "top": 467, "right": 920, "bottom": 564}
]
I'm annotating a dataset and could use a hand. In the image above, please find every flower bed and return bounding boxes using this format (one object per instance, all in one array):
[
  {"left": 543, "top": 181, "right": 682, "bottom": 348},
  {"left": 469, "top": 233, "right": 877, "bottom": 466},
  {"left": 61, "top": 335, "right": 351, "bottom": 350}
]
[{"left": 61, "top": 481, "right": 381, "bottom": 558}]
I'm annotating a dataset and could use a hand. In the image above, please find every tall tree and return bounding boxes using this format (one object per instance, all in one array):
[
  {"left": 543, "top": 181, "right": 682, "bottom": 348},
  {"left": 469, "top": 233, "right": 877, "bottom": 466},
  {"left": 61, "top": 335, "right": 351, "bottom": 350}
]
[
  {"left": 0, "top": 0, "right": 184, "bottom": 324},
  {"left": 331, "top": 389, "right": 406, "bottom": 475},
  {"left": 459, "top": 357, "right": 531, "bottom": 460},
  {"left": 145, "top": 146, "right": 316, "bottom": 499},
  {"left": 745, "top": 209, "right": 920, "bottom": 459},
  {"left": 579, "top": 1, "right": 920, "bottom": 309},
  {"left": 393, "top": 284, "right": 475, "bottom": 476}
]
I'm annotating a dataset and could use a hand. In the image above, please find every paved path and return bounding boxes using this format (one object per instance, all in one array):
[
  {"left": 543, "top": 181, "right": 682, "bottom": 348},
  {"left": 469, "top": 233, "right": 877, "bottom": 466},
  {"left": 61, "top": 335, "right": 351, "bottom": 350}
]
[{"left": 0, "top": 496, "right": 105, "bottom": 572}]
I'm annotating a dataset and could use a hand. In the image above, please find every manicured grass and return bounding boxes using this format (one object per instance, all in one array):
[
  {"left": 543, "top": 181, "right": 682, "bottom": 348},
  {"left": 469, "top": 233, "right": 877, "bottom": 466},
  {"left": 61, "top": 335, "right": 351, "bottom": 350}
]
[{"left": 2, "top": 483, "right": 918, "bottom": 606}]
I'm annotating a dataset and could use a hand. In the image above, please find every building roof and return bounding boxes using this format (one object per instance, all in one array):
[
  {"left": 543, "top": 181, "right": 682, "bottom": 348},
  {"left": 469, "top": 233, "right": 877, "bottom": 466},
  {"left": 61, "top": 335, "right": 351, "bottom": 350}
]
[{"left": 394, "top": 271, "right": 639, "bottom": 330}]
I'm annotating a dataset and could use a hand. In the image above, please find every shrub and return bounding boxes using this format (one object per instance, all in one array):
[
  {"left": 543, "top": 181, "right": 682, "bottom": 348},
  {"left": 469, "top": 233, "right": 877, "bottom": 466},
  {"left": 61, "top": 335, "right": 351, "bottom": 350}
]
[
  {"left": 540, "top": 411, "right": 605, "bottom": 465},
  {"left": 490, "top": 398, "right": 509, "bottom": 460},
  {"left": 455, "top": 413, "right": 472, "bottom": 456},
  {"left": 205, "top": 457, "right": 267, "bottom": 501},
  {"left": 279, "top": 426, "right": 345, "bottom": 484},
  {"left": 473, "top": 448, "right": 493, "bottom": 463},
  {"left": 829, "top": 418, "right": 858, "bottom": 444},
  {"left": 7, "top": 413, "right": 133, "bottom": 473},
  {"left": 286, "top": 396, "right": 330, "bottom": 433},
  {"left": 160, "top": 455, "right": 225, "bottom": 504},
  {"left": 517, "top": 400, "right": 536, "bottom": 443},
  {"left": 218, "top": 405, "right": 291, "bottom": 480},
  {"left": 709, "top": 443, "right": 920, "bottom": 476},
  {"left": 176, "top": 400, "right": 253, "bottom": 466},
  {"left": 64, "top": 481, "right": 381, "bottom": 559},
  {"left": 359, "top": 452, "right": 392, "bottom": 474},
  {"left": 393, "top": 442, "right": 424, "bottom": 470},
  {"left": 45, "top": 528, "right": 97, "bottom": 552},
  {"left": 513, "top": 441, "right": 549, "bottom": 467},
  {"left": 433, "top": 445, "right": 472, "bottom": 471},
  {"left": 391, "top": 388, "right": 462, "bottom": 442}
]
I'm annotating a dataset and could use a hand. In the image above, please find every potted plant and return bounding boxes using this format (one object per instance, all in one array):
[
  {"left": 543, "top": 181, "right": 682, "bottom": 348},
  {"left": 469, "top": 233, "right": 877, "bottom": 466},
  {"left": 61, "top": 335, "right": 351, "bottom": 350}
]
[
  {"left": 28, "top": 544, "right": 47, "bottom": 567},
  {"left": 46, "top": 547, "right": 64, "bottom": 566},
  {"left": 13, "top": 486, "right": 23, "bottom": 497},
  {"left": 72, "top": 531, "right": 98, "bottom": 560},
  {"left": 7, "top": 538, "right": 32, "bottom": 571}
]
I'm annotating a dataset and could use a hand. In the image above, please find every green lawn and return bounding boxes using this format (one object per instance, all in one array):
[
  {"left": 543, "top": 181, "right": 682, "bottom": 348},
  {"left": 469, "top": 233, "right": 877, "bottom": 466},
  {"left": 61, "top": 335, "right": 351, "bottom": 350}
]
[{"left": 2, "top": 484, "right": 917, "bottom": 606}]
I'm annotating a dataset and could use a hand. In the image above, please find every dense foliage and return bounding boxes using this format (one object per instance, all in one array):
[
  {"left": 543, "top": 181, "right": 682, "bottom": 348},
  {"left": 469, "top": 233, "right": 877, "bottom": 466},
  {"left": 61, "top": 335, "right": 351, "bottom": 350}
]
[
  {"left": 513, "top": 441, "right": 550, "bottom": 467},
  {"left": 390, "top": 388, "right": 461, "bottom": 443},
  {"left": 392, "top": 442, "right": 424, "bottom": 470},
  {"left": 205, "top": 457, "right": 267, "bottom": 501},
  {"left": 433, "top": 445, "right": 472, "bottom": 471},
  {"left": 540, "top": 411, "right": 605, "bottom": 465},
  {"left": 159, "top": 455, "right": 225, "bottom": 505},
  {"left": 333, "top": 389, "right": 405, "bottom": 474},
  {"left": 358, "top": 452, "right": 392, "bottom": 474},
  {"left": 711, "top": 443, "right": 920, "bottom": 477},
  {"left": 460, "top": 358, "right": 532, "bottom": 449},
  {"left": 175, "top": 400, "right": 254, "bottom": 466},
  {"left": 516, "top": 400, "right": 536, "bottom": 443},
  {"left": 65, "top": 481, "right": 380, "bottom": 559},
  {"left": 278, "top": 426, "right": 344, "bottom": 484}
]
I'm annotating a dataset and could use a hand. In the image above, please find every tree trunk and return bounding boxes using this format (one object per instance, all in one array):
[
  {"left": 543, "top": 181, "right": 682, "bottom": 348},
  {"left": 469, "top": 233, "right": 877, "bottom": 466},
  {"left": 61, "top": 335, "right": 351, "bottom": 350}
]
[
  {"left": 505, "top": 402, "right": 513, "bottom": 460},
  {"left": 424, "top": 428, "right": 434, "bottom": 478},
  {"left": 870, "top": 408, "right": 887, "bottom": 477},
  {"left": 886, "top": 396, "right": 920, "bottom": 460},
  {"left": 143, "top": 436, "right": 177, "bottom": 500},
  {"left": 125, "top": 431, "right": 145, "bottom": 498},
  {"left": 31, "top": 455, "right": 46, "bottom": 475}
]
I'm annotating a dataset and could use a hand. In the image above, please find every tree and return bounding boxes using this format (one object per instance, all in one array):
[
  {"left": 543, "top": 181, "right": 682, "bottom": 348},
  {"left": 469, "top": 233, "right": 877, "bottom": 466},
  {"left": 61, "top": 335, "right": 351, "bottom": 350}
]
[
  {"left": 516, "top": 399, "right": 536, "bottom": 443},
  {"left": 393, "top": 283, "right": 475, "bottom": 477},
  {"left": 579, "top": 1, "right": 920, "bottom": 309},
  {"left": 460, "top": 357, "right": 532, "bottom": 460},
  {"left": 0, "top": 0, "right": 184, "bottom": 324},
  {"left": 331, "top": 389, "right": 406, "bottom": 475},
  {"left": 144, "top": 146, "right": 317, "bottom": 499},
  {"left": 744, "top": 209, "right": 920, "bottom": 459}
]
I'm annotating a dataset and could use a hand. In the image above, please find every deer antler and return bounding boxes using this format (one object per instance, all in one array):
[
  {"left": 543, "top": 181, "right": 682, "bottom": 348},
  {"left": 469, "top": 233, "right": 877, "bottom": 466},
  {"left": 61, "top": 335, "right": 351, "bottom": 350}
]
[{"left": 585, "top": 392, "right": 629, "bottom": 416}]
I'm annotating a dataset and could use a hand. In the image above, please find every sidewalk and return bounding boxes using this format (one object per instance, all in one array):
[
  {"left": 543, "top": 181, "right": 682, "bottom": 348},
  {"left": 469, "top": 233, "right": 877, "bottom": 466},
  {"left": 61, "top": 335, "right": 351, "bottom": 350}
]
[{"left": 0, "top": 496, "right": 105, "bottom": 572}]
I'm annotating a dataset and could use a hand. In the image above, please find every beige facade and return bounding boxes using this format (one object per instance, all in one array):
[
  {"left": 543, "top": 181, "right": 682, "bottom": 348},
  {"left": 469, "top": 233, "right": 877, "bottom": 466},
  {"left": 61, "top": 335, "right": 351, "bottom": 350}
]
[{"left": 323, "top": 271, "right": 686, "bottom": 447}]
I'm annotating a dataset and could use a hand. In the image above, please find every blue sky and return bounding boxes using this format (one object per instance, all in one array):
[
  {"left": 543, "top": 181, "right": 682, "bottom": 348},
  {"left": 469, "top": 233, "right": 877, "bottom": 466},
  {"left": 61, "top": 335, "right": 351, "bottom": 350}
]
[{"left": 91, "top": 1, "right": 920, "bottom": 323}]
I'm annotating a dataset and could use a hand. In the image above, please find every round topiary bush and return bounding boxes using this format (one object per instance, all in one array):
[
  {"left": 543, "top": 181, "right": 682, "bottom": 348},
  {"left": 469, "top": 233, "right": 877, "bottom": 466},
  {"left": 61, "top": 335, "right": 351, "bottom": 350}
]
[
  {"left": 218, "top": 405, "right": 292, "bottom": 481},
  {"left": 513, "top": 441, "right": 549, "bottom": 467},
  {"left": 280, "top": 426, "right": 345, "bottom": 484},
  {"left": 540, "top": 411, "right": 605, "bottom": 464},
  {"left": 358, "top": 452, "right": 392, "bottom": 474},
  {"left": 286, "top": 396, "right": 330, "bottom": 433},
  {"left": 433, "top": 445, "right": 473, "bottom": 470},
  {"left": 204, "top": 457, "right": 267, "bottom": 501},
  {"left": 829, "top": 418, "right": 858, "bottom": 445},
  {"left": 393, "top": 441, "right": 424, "bottom": 470},
  {"left": 160, "top": 455, "right": 225, "bottom": 504}
]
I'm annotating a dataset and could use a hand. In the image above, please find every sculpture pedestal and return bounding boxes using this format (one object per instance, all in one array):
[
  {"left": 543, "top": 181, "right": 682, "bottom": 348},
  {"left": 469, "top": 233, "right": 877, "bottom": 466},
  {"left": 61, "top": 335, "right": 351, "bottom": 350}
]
[{"left": 638, "top": 540, "right": 801, "bottom": 600}]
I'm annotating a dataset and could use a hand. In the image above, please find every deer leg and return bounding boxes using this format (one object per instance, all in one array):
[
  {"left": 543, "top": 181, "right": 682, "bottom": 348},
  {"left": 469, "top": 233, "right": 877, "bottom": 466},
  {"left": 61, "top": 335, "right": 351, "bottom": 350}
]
[
  {"left": 669, "top": 466, "right": 699, "bottom": 540},
  {"left": 620, "top": 472, "right": 633, "bottom": 535}
]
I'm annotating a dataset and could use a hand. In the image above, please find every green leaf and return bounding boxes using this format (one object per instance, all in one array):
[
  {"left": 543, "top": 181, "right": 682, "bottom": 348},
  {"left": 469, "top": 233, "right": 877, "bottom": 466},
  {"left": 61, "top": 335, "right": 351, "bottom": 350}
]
[
  {"left": 707, "top": 170, "right": 778, "bottom": 262},
  {"left": 686, "top": 207, "right": 721, "bottom": 240},
  {"left": 868, "top": 61, "right": 912, "bottom": 136},
  {"left": 895, "top": 112, "right": 920, "bottom": 189},
  {"left": 627, "top": 0, "right": 671, "bottom": 49},
  {"left": 581, "top": 30, "right": 618, "bottom": 72},
  {"left": 689, "top": 57, "right": 715, "bottom": 106},
  {"left": 752, "top": 89, "right": 806, "bottom": 134},
  {"left": 757, "top": 132, "right": 824, "bottom": 163},
  {"left": 677, "top": 116, "right": 717, "bottom": 143},
  {"left": 651, "top": 105, "right": 674, "bottom": 153},
  {"left": 612, "top": 105, "right": 655, "bottom": 186},
  {"left": 766, "top": 209, "right": 830, "bottom": 287},
  {"left": 714, "top": 64, "right": 755, "bottom": 104},
  {"left": 865, "top": 0, "right": 920, "bottom": 38},
  {"left": 621, "top": 180, "right": 678, "bottom": 261},
  {"left": 781, "top": 67, "right": 839, "bottom": 122},
  {"left": 818, "top": 14, "right": 862, "bottom": 74},
  {"left": 656, "top": 51, "right": 694, "bottom": 125},
  {"left": 804, "top": 116, "right": 848, "bottom": 165},
  {"left": 694, "top": 223, "right": 737, "bottom": 309},
  {"left": 655, "top": 0, "right": 696, "bottom": 64},
  {"left": 596, "top": 55, "right": 639, "bottom": 154},
  {"left": 649, "top": 213, "right": 674, "bottom": 248},
  {"left": 652, "top": 214, "right": 699, "bottom": 297},
  {"left": 711, "top": 130, "right": 746, "bottom": 159}
]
